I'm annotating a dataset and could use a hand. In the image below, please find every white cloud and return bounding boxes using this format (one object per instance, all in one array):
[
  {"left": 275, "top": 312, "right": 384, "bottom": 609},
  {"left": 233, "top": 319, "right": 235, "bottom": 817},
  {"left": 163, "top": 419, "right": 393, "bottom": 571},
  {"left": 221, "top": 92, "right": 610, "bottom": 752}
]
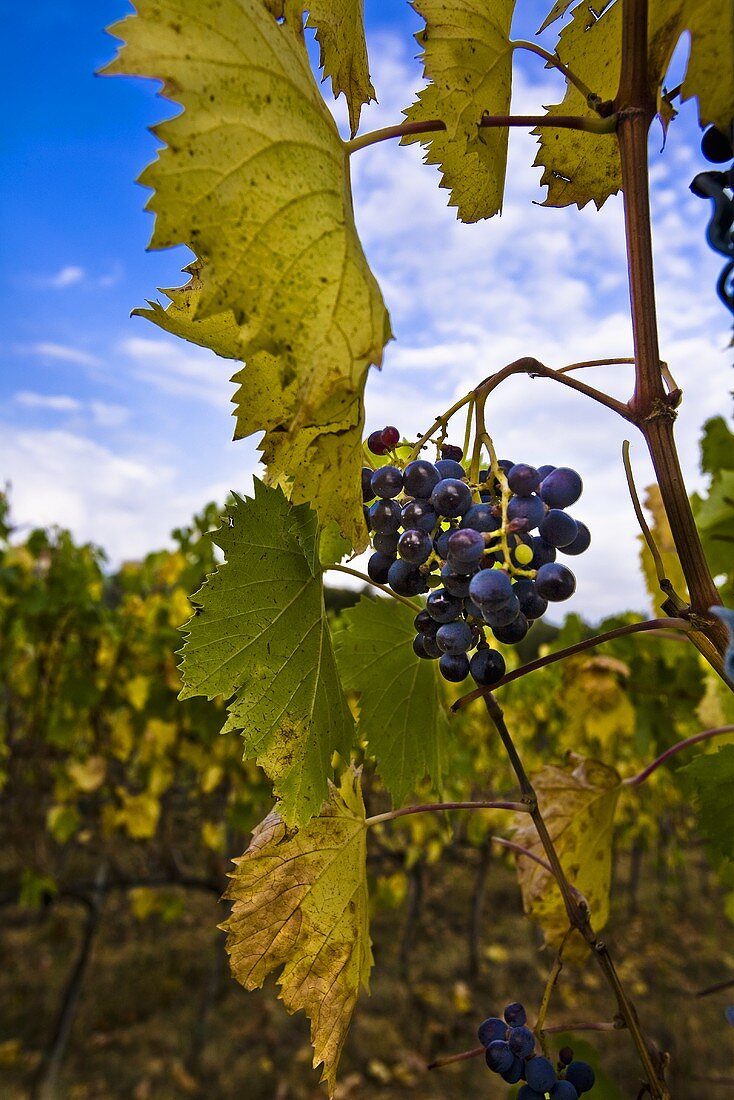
[
  {"left": 15, "top": 392, "right": 82, "bottom": 413},
  {"left": 120, "top": 335, "right": 236, "bottom": 406},
  {"left": 13, "top": 392, "right": 130, "bottom": 430},
  {"left": 22, "top": 342, "right": 101, "bottom": 368},
  {"left": 41, "top": 265, "right": 86, "bottom": 289}
]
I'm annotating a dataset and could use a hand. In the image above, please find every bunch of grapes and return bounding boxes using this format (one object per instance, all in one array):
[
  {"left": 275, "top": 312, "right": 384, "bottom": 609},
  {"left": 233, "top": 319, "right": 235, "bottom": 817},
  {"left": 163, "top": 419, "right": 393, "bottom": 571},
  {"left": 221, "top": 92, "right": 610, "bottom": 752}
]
[
  {"left": 477, "top": 1002, "right": 596, "bottom": 1097},
  {"left": 362, "top": 426, "right": 591, "bottom": 686}
]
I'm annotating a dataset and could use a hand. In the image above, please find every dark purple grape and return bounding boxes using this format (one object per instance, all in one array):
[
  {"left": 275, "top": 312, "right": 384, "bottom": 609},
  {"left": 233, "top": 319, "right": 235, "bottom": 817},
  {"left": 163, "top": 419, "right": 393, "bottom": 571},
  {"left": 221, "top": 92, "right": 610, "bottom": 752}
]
[
  {"left": 447, "top": 528, "right": 485, "bottom": 565},
  {"left": 414, "top": 609, "right": 434, "bottom": 634},
  {"left": 439, "top": 652, "right": 470, "bottom": 682},
  {"left": 431, "top": 478, "right": 473, "bottom": 517},
  {"left": 560, "top": 520, "right": 591, "bottom": 555},
  {"left": 535, "top": 562, "right": 576, "bottom": 601},
  {"left": 507, "top": 532, "right": 535, "bottom": 569},
  {"left": 367, "top": 430, "right": 389, "bottom": 455},
  {"left": 465, "top": 597, "right": 483, "bottom": 619},
  {"left": 363, "top": 505, "right": 371, "bottom": 530},
  {"left": 436, "top": 620, "right": 473, "bottom": 654},
  {"left": 401, "top": 498, "right": 437, "bottom": 533},
  {"left": 507, "top": 493, "right": 546, "bottom": 531},
  {"left": 397, "top": 528, "right": 433, "bottom": 565},
  {"left": 469, "top": 568, "right": 513, "bottom": 609},
  {"left": 388, "top": 559, "right": 427, "bottom": 596},
  {"left": 518, "top": 1087, "right": 546, "bottom": 1100},
  {"left": 369, "top": 499, "right": 402, "bottom": 532},
  {"left": 539, "top": 508, "right": 579, "bottom": 548},
  {"left": 540, "top": 467, "right": 582, "bottom": 508},
  {"left": 701, "top": 124, "right": 734, "bottom": 163},
  {"left": 492, "top": 612, "right": 529, "bottom": 644},
  {"left": 441, "top": 443, "right": 464, "bottom": 462},
  {"left": 513, "top": 579, "right": 548, "bottom": 621},
  {"left": 526, "top": 1056, "right": 557, "bottom": 1091},
  {"left": 426, "top": 588, "right": 463, "bottom": 622},
  {"left": 441, "top": 565, "right": 473, "bottom": 597},
  {"left": 565, "top": 1061, "right": 595, "bottom": 1094},
  {"left": 477, "top": 1017, "right": 507, "bottom": 1046},
  {"left": 403, "top": 459, "right": 440, "bottom": 499},
  {"left": 550, "top": 1082, "right": 579, "bottom": 1100},
  {"left": 507, "top": 463, "right": 541, "bottom": 496},
  {"left": 422, "top": 633, "right": 442, "bottom": 657},
  {"left": 371, "top": 465, "right": 404, "bottom": 499},
  {"left": 381, "top": 425, "right": 400, "bottom": 448},
  {"left": 483, "top": 595, "right": 521, "bottom": 627},
  {"left": 537, "top": 464, "right": 556, "bottom": 480},
  {"left": 413, "top": 634, "right": 440, "bottom": 659},
  {"left": 367, "top": 552, "right": 394, "bottom": 584},
  {"left": 485, "top": 1040, "right": 514, "bottom": 1073},
  {"left": 508, "top": 1025, "right": 535, "bottom": 1058},
  {"left": 470, "top": 647, "right": 506, "bottom": 686},
  {"left": 531, "top": 535, "right": 557, "bottom": 567},
  {"left": 362, "top": 467, "right": 376, "bottom": 502},
  {"left": 501, "top": 1055, "right": 524, "bottom": 1084},
  {"left": 460, "top": 502, "right": 501, "bottom": 533},
  {"left": 373, "top": 529, "right": 399, "bottom": 555},
  {"left": 558, "top": 1047, "right": 574, "bottom": 1067},
  {"left": 434, "top": 527, "right": 456, "bottom": 558},
  {"left": 435, "top": 458, "right": 466, "bottom": 480}
]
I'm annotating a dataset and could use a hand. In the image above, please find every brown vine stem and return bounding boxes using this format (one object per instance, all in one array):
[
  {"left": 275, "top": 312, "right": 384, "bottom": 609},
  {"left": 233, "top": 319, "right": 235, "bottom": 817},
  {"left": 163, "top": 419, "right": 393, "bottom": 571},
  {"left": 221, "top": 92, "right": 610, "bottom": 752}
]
[
  {"left": 346, "top": 113, "right": 615, "bottom": 154},
  {"left": 483, "top": 693, "right": 667, "bottom": 1097},
  {"left": 624, "top": 725, "right": 734, "bottom": 787},
  {"left": 326, "top": 564, "right": 418, "bottom": 612},
  {"left": 557, "top": 356, "right": 635, "bottom": 374},
  {"left": 615, "top": 0, "right": 729, "bottom": 675},
  {"left": 365, "top": 800, "right": 529, "bottom": 827},
  {"left": 428, "top": 1045, "right": 485, "bottom": 1070},
  {"left": 543, "top": 1020, "right": 626, "bottom": 1035},
  {"left": 535, "top": 932, "right": 572, "bottom": 1055},
  {"left": 474, "top": 356, "right": 636, "bottom": 423},
  {"left": 452, "top": 617, "right": 689, "bottom": 711},
  {"left": 695, "top": 977, "right": 734, "bottom": 998},
  {"left": 512, "top": 40, "right": 595, "bottom": 101}
]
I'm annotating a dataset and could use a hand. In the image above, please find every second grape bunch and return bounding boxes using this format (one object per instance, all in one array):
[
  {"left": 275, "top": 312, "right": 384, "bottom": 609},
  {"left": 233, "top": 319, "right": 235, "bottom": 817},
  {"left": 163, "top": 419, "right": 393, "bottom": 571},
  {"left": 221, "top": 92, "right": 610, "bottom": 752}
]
[{"left": 362, "top": 426, "right": 591, "bottom": 686}]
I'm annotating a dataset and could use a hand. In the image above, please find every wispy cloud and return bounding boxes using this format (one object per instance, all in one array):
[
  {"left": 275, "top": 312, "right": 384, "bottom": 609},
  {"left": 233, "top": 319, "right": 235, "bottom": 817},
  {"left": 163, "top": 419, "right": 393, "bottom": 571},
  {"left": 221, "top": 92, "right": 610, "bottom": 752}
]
[
  {"left": 121, "top": 335, "right": 236, "bottom": 406},
  {"left": 22, "top": 342, "right": 102, "bottom": 368},
  {"left": 15, "top": 392, "right": 82, "bottom": 412},
  {"left": 13, "top": 391, "right": 130, "bottom": 429},
  {"left": 40, "top": 265, "right": 86, "bottom": 289}
]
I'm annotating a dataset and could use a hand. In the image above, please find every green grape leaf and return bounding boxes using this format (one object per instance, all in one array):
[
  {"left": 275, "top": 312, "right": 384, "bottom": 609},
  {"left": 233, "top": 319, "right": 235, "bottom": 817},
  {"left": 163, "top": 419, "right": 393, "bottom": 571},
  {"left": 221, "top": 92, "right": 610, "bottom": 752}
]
[
  {"left": 700, "top": 416, "right": 734, "bottom": 478},
  {"left": 179, "top": 481, "right": 354, "bottom": 825},
  {"left": 306, "top": 0, "right": 375, "bottom": 137},
  {"left": 104, "top": 0, "right": 391, "bottom": 549},
  {"left": 680, "top": 744, "right": 734, "bottom": 861},
  {"left": 511, "top": 754, "right": 622, "bottom": 956},
  {"left": 402, "top": 0, "right": 515, "bottom": 221},
  {"left": 534, "top": 1, "right": 622, "bottom": 210},
  {"left": 678, "top": 0, "right": 734, "bottom": 131},
  {"left": 335, "top": 595, "right": 449, "bottom": 806},
  {"left": 222, "top": 766, "right": 372, "bottom": 1096}
]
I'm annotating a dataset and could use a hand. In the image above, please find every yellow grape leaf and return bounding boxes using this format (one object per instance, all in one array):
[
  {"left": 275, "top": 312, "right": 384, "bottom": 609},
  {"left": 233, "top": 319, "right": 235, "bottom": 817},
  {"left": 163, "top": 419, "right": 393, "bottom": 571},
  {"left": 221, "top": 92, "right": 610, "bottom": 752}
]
[
  {"left": 125, "top": 674, "right": 150, "bottom": 712},
  {"left": 116, "top": 790, "right": 161, "bottom": 840},
  {"left": 676, "top": 0, "right": 734, "bottom": 131},
  {"left": 402, "top": 0, "right": 515, "bottom": 221},
  {"left": 511, "top": 754, "right": 622, "bottom": 957},
  {"left": 67, "top": 756, "right": 107, "bottom": 793},
  {"left": 534, "top": 0, "right": 622, "bottom": 210},
  {"left": 104, "top": 1, "right": 390, "bottom": 549},
  {"left": 222, "top": 767, "right": 372, "bottom": 1095},
  {"left": 560, "top": 656, "right": 635, "bottom": 757},
  {"left": 537, "top": 0, "right": 575, "bottom": 33},
  {"left": 639, "top": 484, "right": 689, "bottom": 611},
  {"left": 306, "top": 0, "right": 375, "bottom": 137}
]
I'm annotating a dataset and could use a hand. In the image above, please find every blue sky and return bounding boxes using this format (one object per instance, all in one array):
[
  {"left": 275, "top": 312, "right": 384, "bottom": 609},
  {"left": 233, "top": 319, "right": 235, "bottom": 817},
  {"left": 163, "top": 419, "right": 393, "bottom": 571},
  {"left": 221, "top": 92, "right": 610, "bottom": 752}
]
[{"left": 2, "top": 2, "right": 731, "bottom": 620}]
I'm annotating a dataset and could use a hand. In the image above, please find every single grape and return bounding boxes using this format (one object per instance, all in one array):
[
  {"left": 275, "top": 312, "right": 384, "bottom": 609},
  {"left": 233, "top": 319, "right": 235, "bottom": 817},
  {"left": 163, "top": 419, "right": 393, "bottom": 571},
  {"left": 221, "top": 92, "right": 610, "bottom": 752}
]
[
  {"left": 504, "top": 1002, "right": 526, "bottom": 1026},
  {"left": 540, "top": 467, "right": 582, "bottom": 509},
  {"left": 431, "top": 478, "right": 473, "bottom": 517},
  {"left": 469, "top": 568, "right": 513, "bottom": 609},
  {"left": 470, "top": 647, "right": 506, "bottom": 686},
  {"left": 424, "top": 633, "right": 443, "bottom": 658},
  {"left": 363, "top": 505, "right": 371, "bottom": 531},
  {"left": 508, "top": 1025, "right": 535, "bottom": 1058},
  {"left": 403, "top": 459, "right": 440, "bottom": 499},
  {"left": 398, "top": 528, "right": 433, "bottom": 565},
  {"left": 414, "top": 609, "right": 436, "bottom": 635},
  {"left": 413, "top": 634, "right": 440, "bottom": 660},
  {"left": 402, "top": 498, "right": 437, "bottom": 533},
  {"left": 381, "top": 425, "right": 400, "bottom": 448},
  {"left": 485, "top": 1040, "right": 515, "bottom": 1073},
  {"left": 367, "top": 552, "right": 394, "bottom": 584},
  {"left": 387, "top": 559, "right": 427, "bottom": 596},
  {"left": 369, "top": 499, "right": 402, "bottom": 532},
  {"left": 518, "top": 1087, "right": 547, "bottom": 1100},
  {"left": 436, "top": 620, "right": 474, "bottom": 654},
  {"left": 371, "top": 465, "right": 404, "bottom": 499},
  {"left": 564, "top": 1061, "right": 595, "bottom": 1094},
  {"left": 477, "top": 1017, "right": 507, "bottom": 1046},
  {"left": 560, "top": 520, "right": 591, "bottom": 556},
  {"left": 513, "top": 579, "right": 549, "bottom": 621},
  {"left": 501, "top": 1056, "right": 524, "bottom": 1084},
  {"left": 460, "top": 502, "right": 501, "bottom": 533},
  {"left": 537, "top": 464, "right": 556, "bottom": 480},
  {"left": 367, "top": 430, "right": 389, "bottom": 455},
  {"left": 550, "top": 1082, "right": 578, "bottom": 1100},
  {"left": 526, "top": 1055, "right": 557, "bottom": 1092},
  {"left": 441, "top": 565, "right": 473, "bottom": 598},
  {"left": 531, "top": 535, "right": 557, "bottom": 568},
  {"left": 441, "top": 443, "right": 464, "bottom": 462},
  {"left": 373, "top": 529, "right": 399, "bottom": 555},
  {"left": 535, "top": 562, "right": 576, "bottom": 601},
  {"left": 701, "top": 124, "right": 734, "bottom": 163},
  {"left": 492, "top": 612, "right": 529, "bottom": 644},
  {"left": 362, "top": 467, "right": 376, "bottom": 503},
  {"left": 439, "top": 652, "right": 470, "bottom": 682},
  {"left": 482, "top": 594, "right": 521, "bottom": 627},
  {"left": 435, "top": 458, "right": 466, "bottom": 480},
  {"left": 558, "top": 1047, "right": 574, "bottom": 1067},
  {"left": 426, "top": 588, "right": 463, "bottom": 622},
  {"left": 447, "top": 528, "right": 485, "bottom": 565},
  {"left": 508, "top": 463, "right": 541, "bottom": 496},
  {"left": 434, "top": 526, "right": 456, "bottom": 558},
  {"left": 539, "top": 508, "right": 579, "bottom": 548},
  {"left": 507, "top": 493, "right": 546, "bottom": 531}
]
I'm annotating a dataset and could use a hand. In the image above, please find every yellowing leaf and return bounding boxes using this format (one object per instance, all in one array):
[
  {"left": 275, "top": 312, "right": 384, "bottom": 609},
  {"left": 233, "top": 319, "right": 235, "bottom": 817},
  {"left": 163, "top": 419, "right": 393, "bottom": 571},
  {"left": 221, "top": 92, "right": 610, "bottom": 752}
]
[
  {"left": 125, "top": 674, "right": 150, "bottom": 712},
  {"left": 403, "top": 0, "right": 515, "bottom": 221},
  {"left": 675, "top": 0, "right": 734, "bottom": 131},
  {"left": 639, "top": 484, "right": 689, "bottom": 610},
  {"left": 46, "top": 804, "right": 81, "bottom": 844},
  {"left": 222, "top": 767, "right": 372, "bottom": 1095},
  {"left": 179, "top": 482, "right": 354, "bottom": 825},
  {"left": 104, "top": 1, "right": 391, "bottom": 548},
  {"left": 116, "top": 789, "right": 161, "bottom": 839},
  {"left": 511, "top": 754, "right": 622, "bottom": 956},
  {"left": 67, "top": 756, "right": 107, "bottom": 793},
  {"left": 202, "top": 819, "right": 226, "bottom": 850},
  {"left": 534, "top": 1, "right": 622, "bottom": 210},
  {"left": 306, "top": 0, "right": 375, "bottom": 137}
]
